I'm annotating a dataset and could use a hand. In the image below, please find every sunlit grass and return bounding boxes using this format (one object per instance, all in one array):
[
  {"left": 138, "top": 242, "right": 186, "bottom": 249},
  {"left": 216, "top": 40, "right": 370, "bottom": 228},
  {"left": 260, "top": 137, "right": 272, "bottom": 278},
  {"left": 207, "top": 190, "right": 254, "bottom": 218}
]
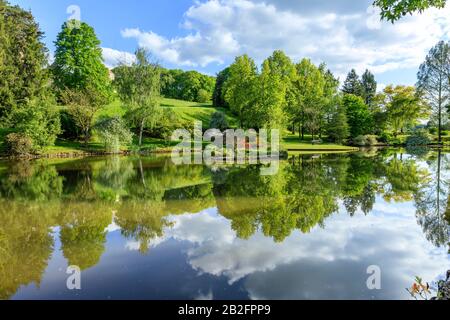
[{"left": 282, "top": 134, "right": 358, "bottom": 151}]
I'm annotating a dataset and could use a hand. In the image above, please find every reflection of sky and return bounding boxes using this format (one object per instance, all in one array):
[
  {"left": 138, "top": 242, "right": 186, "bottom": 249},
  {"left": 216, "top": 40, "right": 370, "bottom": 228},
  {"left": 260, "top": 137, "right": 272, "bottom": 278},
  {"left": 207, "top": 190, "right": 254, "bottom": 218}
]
[{"left": 12, "top": 196, "right": 449, "bottom": 300}]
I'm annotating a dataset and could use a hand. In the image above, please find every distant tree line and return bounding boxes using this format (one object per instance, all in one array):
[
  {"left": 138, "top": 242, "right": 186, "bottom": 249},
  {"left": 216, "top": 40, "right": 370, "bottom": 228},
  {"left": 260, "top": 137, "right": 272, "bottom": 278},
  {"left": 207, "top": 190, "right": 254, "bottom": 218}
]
[
  {"left": 212, "top": 51, "right": 432, "bottom": 145},
  {"left": 160, "top": 69, "right": 215, "bottom": 103}
]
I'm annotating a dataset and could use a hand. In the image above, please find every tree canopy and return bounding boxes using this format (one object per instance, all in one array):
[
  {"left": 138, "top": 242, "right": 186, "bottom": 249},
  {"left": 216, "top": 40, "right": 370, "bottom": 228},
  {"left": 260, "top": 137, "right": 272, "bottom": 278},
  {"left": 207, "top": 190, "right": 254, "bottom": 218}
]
[
  {"left": 417, "top": 40, "right": 450, "bottom": 144},
  {"left": 373, "top": 0, "right": 447, "bottom": 22},
  {"left": 52, "top": 20, "right": 112, "bottom": 100},
  {"left": 0, "top": 0, "right": 50, "bottom": 121}
]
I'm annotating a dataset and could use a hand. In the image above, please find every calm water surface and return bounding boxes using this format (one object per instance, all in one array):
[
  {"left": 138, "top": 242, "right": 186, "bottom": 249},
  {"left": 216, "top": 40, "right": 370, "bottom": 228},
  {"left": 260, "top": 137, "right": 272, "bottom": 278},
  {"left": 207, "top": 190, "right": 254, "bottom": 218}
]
[{"left": 0, "top": 149, "right": 449, "bottom": 300}]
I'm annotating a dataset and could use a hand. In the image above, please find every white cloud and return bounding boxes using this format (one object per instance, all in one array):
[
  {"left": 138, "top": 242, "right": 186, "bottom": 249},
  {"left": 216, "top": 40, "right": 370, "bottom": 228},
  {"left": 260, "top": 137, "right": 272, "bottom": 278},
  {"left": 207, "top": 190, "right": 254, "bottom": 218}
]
[
  {"left": 102, "top": 47, "right": 136, "bottom": 68},
  {"left": 118, "top": 0, "right": 450, "bottom": 79},
  {"left": 141, "top": 205, "right": 449, "bottom": 299}
]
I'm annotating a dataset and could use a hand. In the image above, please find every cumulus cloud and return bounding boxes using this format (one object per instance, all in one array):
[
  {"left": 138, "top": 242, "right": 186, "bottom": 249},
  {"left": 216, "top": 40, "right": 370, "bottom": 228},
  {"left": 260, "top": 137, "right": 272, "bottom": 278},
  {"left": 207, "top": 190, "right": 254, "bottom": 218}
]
[
  {"left": 102, "top": 47, "right": 136, "bottom": 68},
  {"left": 118, "top": 0, "right": 450, "bottom": 79},
  {"left": 145, "top": 205, "right": 448, "bottom": 299}
]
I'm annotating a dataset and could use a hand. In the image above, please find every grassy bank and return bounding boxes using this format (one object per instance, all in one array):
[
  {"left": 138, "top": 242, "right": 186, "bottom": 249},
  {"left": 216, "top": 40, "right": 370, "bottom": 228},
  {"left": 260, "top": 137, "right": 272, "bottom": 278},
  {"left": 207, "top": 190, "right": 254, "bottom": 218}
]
[{"left": 282, "top": 135, "right": 359, "bottom": 152}]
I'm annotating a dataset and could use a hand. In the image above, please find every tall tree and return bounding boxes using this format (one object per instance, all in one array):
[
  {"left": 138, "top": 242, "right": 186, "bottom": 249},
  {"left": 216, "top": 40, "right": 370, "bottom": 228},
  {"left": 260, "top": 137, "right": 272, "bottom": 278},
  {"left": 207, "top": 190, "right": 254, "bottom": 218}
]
[
  {"left": 212, "top": 67, "right": 230, "bottom": 108},
  {"left": 0, "top": 0, "right": 50, "bottom": 121},
  {"left": 266, "top": 50, "right": 297, "bottom": 131},
  {"left": 342, "top": 69, "right": 364, "bottom": 97},
  {"left": 52, "top": 20, "right": 112, "bottom": 100},
  {"left": 373, "top": 0, "right": 447, "bottom": 22},
  {"left": 361, "top": 69, "right": 377, "bottom": 106},
  {"left": 417, "top": 41, "right": 450, "bottom": 144},
  {"left": 113, "top": 48, "right": 161, "bottom": 146},
  {"left": 292, "top": 59, "right": 325, "bottom": 140},
  {"left": 343, "top": 94, "right": 374, "bottom": 138},
  {"left": 320, "top": 63, "right": 340, "bottom": 138},
  {"left": 223, "top": 55, "right": 258, "bottom": 128},
  {"left": 252, "top": 59, "right": 286, "bottom": 131}
]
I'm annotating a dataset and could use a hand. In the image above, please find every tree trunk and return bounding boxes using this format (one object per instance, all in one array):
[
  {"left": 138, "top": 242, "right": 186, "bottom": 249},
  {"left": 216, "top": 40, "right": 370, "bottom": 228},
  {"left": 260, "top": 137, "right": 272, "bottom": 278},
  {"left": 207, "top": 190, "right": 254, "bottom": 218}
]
[
  {"left": 438, "top": 73, "right": 443, "bottom": 145},
  {"left": 84, "top": 126, "right": 90, "bottom": 146},
  {"left": 139, "top": 119, "right": 145, "bottom": 147}
]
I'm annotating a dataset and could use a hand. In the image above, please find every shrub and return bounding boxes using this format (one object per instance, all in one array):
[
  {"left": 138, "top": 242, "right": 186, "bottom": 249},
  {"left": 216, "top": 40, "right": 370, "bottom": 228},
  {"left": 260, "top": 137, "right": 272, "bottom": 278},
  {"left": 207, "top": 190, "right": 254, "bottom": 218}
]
[
  {"left": 441, "top": 130, "right": 449, "bottom": 136},
  {"left": 406, "top": 129, "right": 432, "bottom": 146},
  {"left": 353, "top": 135, "right": 378, "bottom": 146},
  {"left": 209, "top": 111, "right": 229, "bottom": 131},
  {"left": 429, "top": 127, "right": 438, "bottom": 135},
  {"left": 5, "top": 133, "right": 33, "bottom": 156},
  {"left": 366, "top": 135, "right": 378, "bottom": 146},
  {"left": 149, "top": 109, "right": 192, "bottom": 140},
  {"left": 378, "top": 132, "right": 393, "bottom": 144},
  {"left": 11, "top": 98, "right": 61, "bottom": 149},
  {"left": 95, "top": 117, "right": 133, "bottom": 153},
  {"left": 197, "top": 89, "right": 211, "bottom": 103}
]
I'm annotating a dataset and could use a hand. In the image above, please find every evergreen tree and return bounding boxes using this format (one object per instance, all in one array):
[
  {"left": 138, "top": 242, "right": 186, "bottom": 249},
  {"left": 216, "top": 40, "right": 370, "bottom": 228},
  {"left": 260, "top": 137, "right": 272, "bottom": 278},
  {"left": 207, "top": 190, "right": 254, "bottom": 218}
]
[
  {"left": 212, "top": 67, "right": 230, "bottom": 108},
  {"left": 342, "top": 69, "right": 363, "bottom": 97},
  {"left": 361, "top": 69, "right": 377, "bottom": 105},
  {"left": 0, "top": 0, "right": 50, "bottom": 122}
]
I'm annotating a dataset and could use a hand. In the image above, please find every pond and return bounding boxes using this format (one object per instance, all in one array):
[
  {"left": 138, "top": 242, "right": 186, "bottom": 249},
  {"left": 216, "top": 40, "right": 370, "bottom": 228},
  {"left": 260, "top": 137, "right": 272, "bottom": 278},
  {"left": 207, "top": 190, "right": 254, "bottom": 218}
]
[{"left": 0, "top": 149, "right": 449, "bottom": 300}]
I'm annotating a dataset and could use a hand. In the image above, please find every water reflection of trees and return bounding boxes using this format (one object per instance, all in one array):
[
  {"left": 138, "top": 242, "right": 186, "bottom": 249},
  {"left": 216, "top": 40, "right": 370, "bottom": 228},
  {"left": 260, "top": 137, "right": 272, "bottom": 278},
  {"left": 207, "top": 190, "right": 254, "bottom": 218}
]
[
  {"left": 414, "top": 151, "right": 450, "bottom": 248},
  {"left": 0, "top": 151, "right": 449, "bottom": 298}
]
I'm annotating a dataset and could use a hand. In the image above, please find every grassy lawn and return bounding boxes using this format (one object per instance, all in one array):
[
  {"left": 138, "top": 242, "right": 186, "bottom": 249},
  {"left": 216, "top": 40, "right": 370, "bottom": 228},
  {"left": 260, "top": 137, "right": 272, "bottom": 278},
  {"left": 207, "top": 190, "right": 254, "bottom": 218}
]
[
  {"left": 282, "top": 134, "right": 358, "bottom": 151},
  {"left": 98, "top": 97, "right": 237, "bottom": 128},
  {"left": 43, "top": 140, "right": 109, "bottom": 155},
  {"left": 160, "top": 97, "right": 237, "bottom": 126}
]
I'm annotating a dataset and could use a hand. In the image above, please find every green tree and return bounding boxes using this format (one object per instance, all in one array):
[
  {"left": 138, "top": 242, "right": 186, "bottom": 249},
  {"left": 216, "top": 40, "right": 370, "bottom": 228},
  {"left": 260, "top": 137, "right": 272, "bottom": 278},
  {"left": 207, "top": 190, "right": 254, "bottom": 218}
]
[
  {"left": 320, "top": 64, "right": 340, "bottom": 138},
  {"left": 327, "top": 100, "right": 350, "bottom": 143},
  {"left": 253, "top": 59, "right": 286, "bottom": 130},
  {"left": 383, "top": 85, "right": 425, "bottom": 136},
  {"left": 361, "top": 69, "right": 377, "bottom": 105},
  {"left": 213, "top": 67, "right": 230, "bottom": 108},
  {"left": 61, "top": 86, "right": 109, "bottom": 145},
  {"left": 10, "top": 97, "right": 61, "bottom": 150},
  {"left": 292, "top": 59, "right": 325, "bottom": 140},
  {"left": 52, "top": 20, "right": 112, "bottom": 100},
  {"left": 343, "top": 94, "right": 374, "bottom": 137},
  {"left": 113, "top": 48, "right": 161, "bottom": 146},
  {"left": 223, "top": 55, "right": 258, "bottom": 128},
  {"left": 373, "top": 0, "right": 446, "bottom": 22},
  {"left": 266, "top": 50, "right": 297, "bottom": 132},
  {"left": 0, "top": 1, "right": 50, "bottom": 122},
  {"left": 342, "top": 69, "right": 364, "bottom": 97},
  {"left": 197, "top": 88, "right": 211, "bottom": 103},
  {"left": 417, "top": 41, "right": 450, "bottom": 144},
  {"left": 161, "top": 69, "right": 215, "bottom": 103}
]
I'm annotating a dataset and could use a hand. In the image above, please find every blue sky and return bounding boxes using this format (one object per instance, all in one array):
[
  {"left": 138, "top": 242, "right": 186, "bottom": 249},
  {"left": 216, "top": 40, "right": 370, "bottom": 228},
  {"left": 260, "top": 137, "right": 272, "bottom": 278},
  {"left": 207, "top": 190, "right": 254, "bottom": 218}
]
[{"left": 10, "top": 0, "right": 450, "bottom": 87}]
